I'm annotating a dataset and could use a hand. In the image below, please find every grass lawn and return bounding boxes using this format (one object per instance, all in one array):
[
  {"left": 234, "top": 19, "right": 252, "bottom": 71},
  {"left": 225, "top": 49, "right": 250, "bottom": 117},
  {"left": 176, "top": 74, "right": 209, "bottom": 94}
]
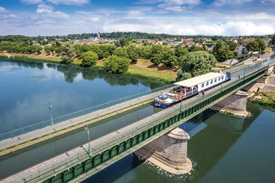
[
  {"left": 263, "top": 92, "right": 275, "bottom": 101},
  {"left": 265, "top": 48, "right": 271, "bottom": 54}
]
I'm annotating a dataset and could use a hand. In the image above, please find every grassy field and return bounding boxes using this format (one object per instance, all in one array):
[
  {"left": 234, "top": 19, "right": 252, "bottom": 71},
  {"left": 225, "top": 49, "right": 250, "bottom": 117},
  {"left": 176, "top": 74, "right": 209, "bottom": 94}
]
[
  {"left": 262, "top": 92, "right": 275, "bottom": 101},
  {"left": 265, "top": 48, "right": 271, "bottom": 54},
  {"left": 0, "top": 52, "right": 178, "bottom": 82}
]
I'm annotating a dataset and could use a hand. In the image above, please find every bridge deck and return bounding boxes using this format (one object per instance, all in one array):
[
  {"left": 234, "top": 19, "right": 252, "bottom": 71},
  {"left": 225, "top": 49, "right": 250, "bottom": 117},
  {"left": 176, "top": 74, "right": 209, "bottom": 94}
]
[
  {"left": 0, "top": 71, "right": 251, "bottom": 183},
  {"left": 0, "top": 86, "right": 172, "bottom": 154}
]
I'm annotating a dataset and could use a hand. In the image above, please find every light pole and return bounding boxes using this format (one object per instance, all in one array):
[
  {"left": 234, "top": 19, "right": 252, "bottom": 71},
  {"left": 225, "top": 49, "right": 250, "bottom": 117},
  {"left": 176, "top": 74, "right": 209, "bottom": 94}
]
[
  {"left": 85, "top": 126, "right": 92, "bottom": 157},
  {"left": 137, "top": 81, "right": 141, "bottom": 98},
  {"left": 180, "top": 95, "right": 183, "bottom": 112},
  {"left": 49, "top": 102, "right": 53, "bottom": 126},
  {"left": 243, "top": 67, "right": 246, "bottom": 80},
  {"left": 180, "top": 70, "right": 186, "bottom": 112}
]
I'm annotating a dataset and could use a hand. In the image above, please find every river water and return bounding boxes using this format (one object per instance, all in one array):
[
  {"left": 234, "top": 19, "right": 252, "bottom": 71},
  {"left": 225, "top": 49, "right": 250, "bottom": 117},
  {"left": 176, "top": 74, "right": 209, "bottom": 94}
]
[
  {"left": 0, "top": 59, "right": 164, "bottom": 134},
  {"left": 84, "top": 103, "right": 275, "bottom": 183},
  {"left": 0, "top": 58, "right": 275, "bottom": 182}
]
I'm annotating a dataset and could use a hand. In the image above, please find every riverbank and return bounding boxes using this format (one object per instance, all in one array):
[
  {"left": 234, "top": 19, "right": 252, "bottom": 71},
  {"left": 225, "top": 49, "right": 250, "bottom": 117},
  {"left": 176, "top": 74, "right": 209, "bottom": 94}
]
[
  {"left": 243, "top": 74, "right": 275, "bottom": 108},
  {"left": 0, "top": 52, "right": 176, "bottom": 83}
]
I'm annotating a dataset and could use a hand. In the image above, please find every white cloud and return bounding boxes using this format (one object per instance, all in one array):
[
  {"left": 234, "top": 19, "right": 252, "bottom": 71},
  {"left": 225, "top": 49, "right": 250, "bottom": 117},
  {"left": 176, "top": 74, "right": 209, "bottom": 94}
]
[
  {"left": 261, "top": 0, "right": 275, "bottom": 4},
  {"left": 75, "top": 20, "right": 86, "bottom": 24},
  {"left": 158, "top": 0, "right": 201, "bottom": 12},
  {"left": 0, "top": 6, "right": 6, "bottom": 12},
  {"left": 36, "top": 8, "right": 53, "bottom": 13},
  {"left": 46, "top": 0, "right": 91, "bottom": 5},
  {"left": 212, "top": 0, "right": 254, "bottom": 6},
  {"left": 44, "top": 11, "right": 70, "bottom": 19},
  {"left": 91, "top": 17, "right": 99, "bottom": 22},
  {"left": 102, "top": 18, "right": 275, "bottom": 36},
  {"left": 127, "top": 10, "right": 145, "bottom": 16},
  {"left": 4, "top": 14, "right": 18, "bottom": 18},
  {"left": 165, "top": 6, "right": 185, "bottom": 12},
  {"left": 158, "top": 0, "right": 201, "bottom": 7},
  {"left": 38, "top": 4, "right": 54, "bottom": 10},
  {"left": 35, "top": 3, "right": 69, "bottom": 19},
  {"left": 221, "top": 21, "right": 275, "bottom": 35},
  {"left": 20, "top": 0, "right": 43, "bottom": 4}
]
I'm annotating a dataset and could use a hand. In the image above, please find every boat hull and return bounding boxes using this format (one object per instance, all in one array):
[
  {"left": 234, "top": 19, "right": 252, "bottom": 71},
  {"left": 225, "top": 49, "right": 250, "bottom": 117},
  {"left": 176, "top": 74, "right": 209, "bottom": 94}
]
[{"left": 153, "top": 101, "right": 170, "bottom": 109}]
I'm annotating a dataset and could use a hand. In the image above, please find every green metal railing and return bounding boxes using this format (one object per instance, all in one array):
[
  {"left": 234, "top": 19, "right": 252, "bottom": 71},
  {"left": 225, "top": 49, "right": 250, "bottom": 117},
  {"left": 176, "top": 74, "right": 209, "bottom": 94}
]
[
  {"left": 13, "top": 65, "right": 268, "bottom": 183},
  {"left": 0, "top": 84, "right": 174, "bottom": 142}
]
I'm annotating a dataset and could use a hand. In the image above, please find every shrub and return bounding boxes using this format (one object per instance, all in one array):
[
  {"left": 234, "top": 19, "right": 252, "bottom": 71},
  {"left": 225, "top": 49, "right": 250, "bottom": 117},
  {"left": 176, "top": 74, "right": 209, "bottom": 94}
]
[
  {"left": 81, "top": 51, "right": 98, "bottom": 66},
  {"left": 103, "top": 55, "right": 130, "bottom": 74}
]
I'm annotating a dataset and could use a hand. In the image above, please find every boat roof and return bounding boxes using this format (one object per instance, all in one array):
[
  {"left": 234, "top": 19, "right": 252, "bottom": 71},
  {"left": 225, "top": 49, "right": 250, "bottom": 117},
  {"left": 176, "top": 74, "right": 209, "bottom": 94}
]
[{"left": 174, "top": 72, "right": 225, "bottom": 87}]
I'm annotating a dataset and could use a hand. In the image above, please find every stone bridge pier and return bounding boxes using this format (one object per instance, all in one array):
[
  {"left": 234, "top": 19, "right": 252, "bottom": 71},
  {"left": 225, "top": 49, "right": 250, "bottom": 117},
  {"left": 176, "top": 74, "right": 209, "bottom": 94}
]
[
  {"left": 134, "top": 127, "right": 192, "bottom": 174},
  {"left": 264, "top": 65, "right": 274, "bottom": 76},
  {"left": 211, "top": 90, "right": 250, "bottom": 117}
]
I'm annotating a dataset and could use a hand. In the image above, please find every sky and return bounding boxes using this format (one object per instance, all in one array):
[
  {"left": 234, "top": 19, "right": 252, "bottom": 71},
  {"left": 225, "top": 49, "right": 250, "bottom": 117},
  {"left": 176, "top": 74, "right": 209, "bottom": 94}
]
[{"left": 0, "top": 0, "right": 275, "bottom": 36}]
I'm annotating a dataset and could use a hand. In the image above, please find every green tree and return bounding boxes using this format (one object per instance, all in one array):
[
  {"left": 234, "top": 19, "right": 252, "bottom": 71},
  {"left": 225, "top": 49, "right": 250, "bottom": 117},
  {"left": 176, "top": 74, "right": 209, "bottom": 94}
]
[
  {"left": 150, "top": 45, "right": 163, "bottom": 66},
  {"left": 175, "top": 46, "right": 188, "bottom": 58},
  {"left": 179, "top": 51, "right": 216, "bottom": 77},
  {"left": 246, "top": 41, "right": 259, "bottom": 52},
  {"left": 143, "top": 41, "right": 149, "bottom": 46},
  {"left": 229, "top": 42, "right": 237, "bottom": 51},
  {"left": 103, "top": 55, "right": 130, "bottom": 74},
  {"left": 61, "top": 43, "right": 75, "bottom": 64},
  {"left": 112, "top": 47, "right": 128, "bottom": 58},
  {"left": 44, "top": 45, "right": 51, "bottom": 55},
  {"left": 81, "top": 51, "right": 98, "bottom": 66},
  {"left": 103, "top": 51, "right": 110, "bottom": 58},
  {"left": 176, "top": 69, "right": 191, "bottom": 81},
  {"left": 255, "top": 38, "right": 266, "bottom": 53},
  {"left": 271, "top": 34, "right": 275, "bottom": 45},
  {"left": 129, "top": 51, "right": 139, "bottom": 63},
  {"left": 162, "top": 47, "right": 177, "bottom": 67},
  {"left": 73, "top": 43, "right": 82, "bottom": 57},
  {"left": 55, "top": 47, "right": 61, "bottom": 55}
]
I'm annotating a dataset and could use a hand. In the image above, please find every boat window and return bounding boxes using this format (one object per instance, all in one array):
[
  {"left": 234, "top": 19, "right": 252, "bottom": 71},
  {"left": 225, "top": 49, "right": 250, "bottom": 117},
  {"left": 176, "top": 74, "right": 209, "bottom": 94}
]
[
  {"left": 206, "top": 82, "right": 209, "bottom": 86},
  {"left": 221, "top": 76, "right": 224, "bottom": 80},
  {"left": 210, "top": 80, "right": 213, "bottom": 84},
  {"left": 218, "top": 77, "right": 220, "bottom": 81},
  {"left": 202, "top": 83, "right": 204, "bottom": 88},
  {"left": 215, "top": 79, "right": 217, "bottom": 83}
]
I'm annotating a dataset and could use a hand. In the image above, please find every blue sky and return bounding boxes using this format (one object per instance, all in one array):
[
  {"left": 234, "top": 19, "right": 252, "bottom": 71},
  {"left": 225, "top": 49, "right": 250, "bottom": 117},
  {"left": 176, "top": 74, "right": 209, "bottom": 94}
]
[{"left": 0, "top": 0, "right": 275, "bottom": 36}]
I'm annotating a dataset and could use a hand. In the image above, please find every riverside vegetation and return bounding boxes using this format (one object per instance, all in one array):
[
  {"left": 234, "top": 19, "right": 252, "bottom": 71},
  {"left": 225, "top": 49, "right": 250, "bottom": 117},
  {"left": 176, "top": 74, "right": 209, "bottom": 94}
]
[{"left": 1, "top": 34, "right": 274, "bottom": 84}]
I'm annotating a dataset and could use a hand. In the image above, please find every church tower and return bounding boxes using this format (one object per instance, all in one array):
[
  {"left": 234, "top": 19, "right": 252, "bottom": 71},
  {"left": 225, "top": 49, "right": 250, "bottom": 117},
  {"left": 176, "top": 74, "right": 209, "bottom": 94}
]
[{"left": 97, "top": 30, "right": 100, "bottom": 39}]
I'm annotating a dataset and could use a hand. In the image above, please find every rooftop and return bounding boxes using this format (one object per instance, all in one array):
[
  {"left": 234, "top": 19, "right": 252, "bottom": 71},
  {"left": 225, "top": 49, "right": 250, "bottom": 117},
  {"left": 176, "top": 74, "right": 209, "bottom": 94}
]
[{"left": 174, "top": 72, "right": 225, "bottom": 87}]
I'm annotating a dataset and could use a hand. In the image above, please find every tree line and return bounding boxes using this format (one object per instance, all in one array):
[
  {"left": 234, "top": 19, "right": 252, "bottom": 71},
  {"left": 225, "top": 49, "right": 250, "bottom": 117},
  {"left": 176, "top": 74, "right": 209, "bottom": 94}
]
[{"left": 0, "top": 42, "right": 42, "bottom": 54}]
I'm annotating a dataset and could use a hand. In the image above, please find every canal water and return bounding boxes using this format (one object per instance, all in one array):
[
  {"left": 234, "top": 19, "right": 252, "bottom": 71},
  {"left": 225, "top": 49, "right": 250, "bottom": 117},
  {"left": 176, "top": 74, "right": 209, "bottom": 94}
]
[
  {"left": 84, "top": 103, "right": 275, "bottom": 183},
  {"left": 0, "top": 59, "right": 164, "bottom": 134}
]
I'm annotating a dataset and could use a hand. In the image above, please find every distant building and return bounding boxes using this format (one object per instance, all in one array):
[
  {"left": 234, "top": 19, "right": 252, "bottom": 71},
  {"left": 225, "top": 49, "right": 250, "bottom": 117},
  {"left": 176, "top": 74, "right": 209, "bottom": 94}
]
[
  {"left": 237, "top": 44, "right": 247, "bottom": 58},
  {"left": 97, "top": 30, "right": 100, "bottom": 39}
]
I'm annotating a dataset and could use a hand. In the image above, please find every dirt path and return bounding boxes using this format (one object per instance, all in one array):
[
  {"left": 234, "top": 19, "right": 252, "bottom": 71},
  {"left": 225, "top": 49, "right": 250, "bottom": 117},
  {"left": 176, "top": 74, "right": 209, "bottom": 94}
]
[{"left": 3, "top": 53, "right": 11, "bottom": 58}]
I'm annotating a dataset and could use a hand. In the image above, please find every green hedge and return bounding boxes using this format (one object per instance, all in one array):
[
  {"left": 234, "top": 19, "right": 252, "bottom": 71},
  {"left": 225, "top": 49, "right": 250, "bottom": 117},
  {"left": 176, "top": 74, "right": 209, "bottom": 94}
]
[
  {"left": 0, "top": 55, "right": 8, "bottom": 58},
  {"left": 124, "top": 72, "right": 175, "bottom": 84},
  {"left": 248, "top": 98, "right": 275, "bottom": 108}
]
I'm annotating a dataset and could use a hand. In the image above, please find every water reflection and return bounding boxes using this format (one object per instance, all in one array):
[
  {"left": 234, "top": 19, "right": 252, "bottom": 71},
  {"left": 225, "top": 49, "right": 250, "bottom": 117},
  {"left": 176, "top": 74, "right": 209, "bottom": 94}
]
[
  {"left": 3, "top": 59, "right": 162, "bottom": 90},
  {"left": 0, "top": 59, "right": 165, "bottom": 134},
  {"left": 82, "top": 103, "right": 271, "bottom": 183}
]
